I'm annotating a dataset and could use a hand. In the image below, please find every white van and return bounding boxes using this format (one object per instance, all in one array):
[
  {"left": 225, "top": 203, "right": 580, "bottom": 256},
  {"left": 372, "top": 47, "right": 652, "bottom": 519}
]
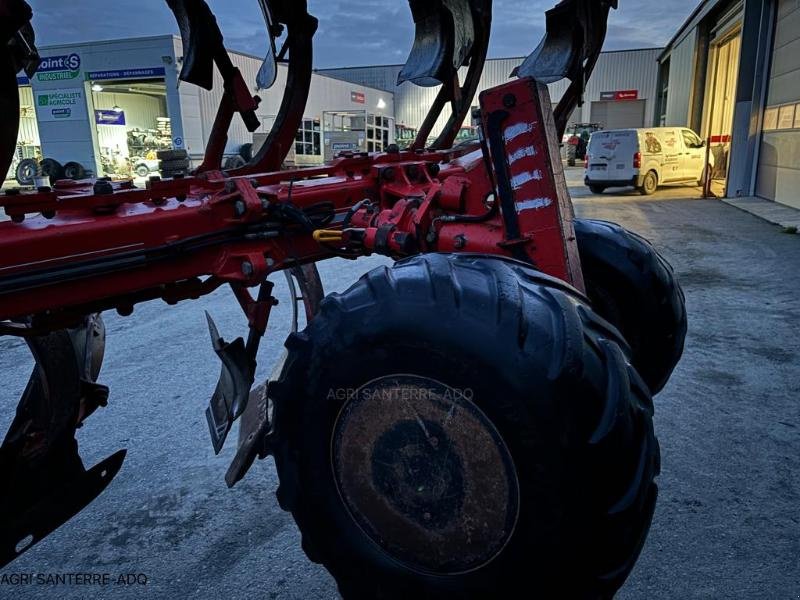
[{"left": 584, "top": 127, "right": 711, "bottom": 195}]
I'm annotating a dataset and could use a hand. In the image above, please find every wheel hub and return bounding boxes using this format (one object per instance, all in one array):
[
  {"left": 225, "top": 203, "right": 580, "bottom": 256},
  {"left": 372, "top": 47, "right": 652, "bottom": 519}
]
[{"left": 331, "top": 375, "right": 519, "bottom": 574}]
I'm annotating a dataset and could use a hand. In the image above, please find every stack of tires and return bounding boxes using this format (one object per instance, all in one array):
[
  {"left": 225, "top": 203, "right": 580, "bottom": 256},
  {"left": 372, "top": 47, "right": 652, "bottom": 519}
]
[
  {"left": 15, "top": 159, "right": 88, "bottom": 185},
  {"left": 157, "top": 149, "right": 191, "bottom": 178}
]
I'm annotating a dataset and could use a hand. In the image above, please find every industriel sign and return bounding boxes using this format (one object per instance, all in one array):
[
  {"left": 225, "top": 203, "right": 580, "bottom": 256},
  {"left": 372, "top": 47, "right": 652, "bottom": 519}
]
[{"left": 36, "top": 53, "right": 82, "bottom": 81}]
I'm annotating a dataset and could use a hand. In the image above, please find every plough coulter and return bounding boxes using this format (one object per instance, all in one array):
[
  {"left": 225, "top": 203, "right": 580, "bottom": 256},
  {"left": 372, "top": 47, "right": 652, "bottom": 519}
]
[{"left": 0, "top": 0, "right": 686, "bottom": 597}]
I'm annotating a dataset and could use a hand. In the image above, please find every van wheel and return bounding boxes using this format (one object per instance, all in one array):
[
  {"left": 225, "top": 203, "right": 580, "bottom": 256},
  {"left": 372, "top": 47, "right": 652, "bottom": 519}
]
[
  {"left": 697, "top": 164, "right": 711, "bottom": 187},
  {"left": 589, "top": 185, "right": 606, "bottom": 194},
  {"left": 639, "top": 171, "right": 657, "bottom": 196},
  {"left": 271, "top": 253, "right": 660, "bottom": 599}
]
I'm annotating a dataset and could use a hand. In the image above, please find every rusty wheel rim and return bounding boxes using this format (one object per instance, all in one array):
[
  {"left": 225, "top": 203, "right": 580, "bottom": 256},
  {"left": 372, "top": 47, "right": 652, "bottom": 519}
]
[{"left": 331, "top": 374, "right": 519, "bottom": 575}]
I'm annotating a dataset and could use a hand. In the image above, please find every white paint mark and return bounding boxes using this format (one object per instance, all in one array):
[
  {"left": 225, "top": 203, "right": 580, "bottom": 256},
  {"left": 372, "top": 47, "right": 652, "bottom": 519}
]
[
  {"left": 511, "top": 170, "right": 543, "bottom": 189},
  {"left": 508, "top": 145, "right": 537, "bottom": 164},
  {"left": 504, "top": 122, "right": 536, "bottom": 142},
  {"left": 516, "top": 197, "right": 552, "bottom": 212}
]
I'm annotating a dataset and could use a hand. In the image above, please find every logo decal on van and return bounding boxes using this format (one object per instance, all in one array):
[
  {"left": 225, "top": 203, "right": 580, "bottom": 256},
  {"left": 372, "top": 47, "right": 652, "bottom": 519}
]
[{"left": 644, "top": 132, "right": 662, "bottom": 153}]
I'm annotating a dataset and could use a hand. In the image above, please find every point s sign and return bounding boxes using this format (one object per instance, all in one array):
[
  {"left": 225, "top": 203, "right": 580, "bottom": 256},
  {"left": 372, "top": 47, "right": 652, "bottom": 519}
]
[{"left": 36, "top": 53, "right": 81, "bottom": 81}]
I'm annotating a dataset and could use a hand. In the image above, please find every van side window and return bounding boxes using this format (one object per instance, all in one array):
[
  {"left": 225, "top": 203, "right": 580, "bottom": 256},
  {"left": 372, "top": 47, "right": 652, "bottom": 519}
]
[{"left": 682, "top": 130, "right": 702, "bottom": 149}]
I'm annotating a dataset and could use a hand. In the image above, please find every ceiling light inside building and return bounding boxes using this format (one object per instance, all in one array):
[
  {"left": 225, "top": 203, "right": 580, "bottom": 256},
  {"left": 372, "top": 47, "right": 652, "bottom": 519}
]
[
  {"left": 91, "top": 83, "right": 103, "bottom": 92},
  {"left": 112, "top": 105, "right": 122, "bottom": 113},
  {"left": 377, "top": 98, "right": 386, "bottom": 110}
]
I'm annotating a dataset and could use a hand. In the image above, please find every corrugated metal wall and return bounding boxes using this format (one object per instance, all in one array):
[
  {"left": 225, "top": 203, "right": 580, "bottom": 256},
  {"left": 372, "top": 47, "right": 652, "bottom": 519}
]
[
  {"left": 662, "top": 32, "right": 698, "bottom": 126},
  {"left": 191, "top": 49, "right": 394, "bottom": 157},
  {"left": 17, "top": 86, "right": 39, "bottom": 146},
  {"left": 92, "top": 91, "right": 167, "bottom": 156},
  {"left": 319, "top": 49, "right": 661, "bottom": 136},
  {"left": 756, "top": 0, "right": 800, "bottom": 208}
]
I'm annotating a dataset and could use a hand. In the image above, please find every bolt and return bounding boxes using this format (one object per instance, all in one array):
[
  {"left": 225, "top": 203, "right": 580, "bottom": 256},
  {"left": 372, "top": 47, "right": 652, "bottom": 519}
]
[
  {"left": 503, "top": 93, "right": 517, "bottom": 108},
  {"left": 427, "top": 163, "right": 440, "bottom": 177},
  {"left": 241, "top": 261, "right": 254, "bottom": 278},
  {"left": 234, "top": 200, "right": 247, "bottom": 217},
  {"left": 381, "top": 167, "right": 395, "bottom": 182},
  {"left": 93, "top": 180, "right": 114, "bottom": 195},
  {"left": 453, "top": 234, "right": 467, "bottom": 250}
]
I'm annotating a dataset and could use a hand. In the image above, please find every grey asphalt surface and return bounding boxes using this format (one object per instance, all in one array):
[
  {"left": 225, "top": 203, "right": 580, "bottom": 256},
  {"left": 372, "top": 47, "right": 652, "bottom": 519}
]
[{"left": 1, "top": 169, "right": 798, "bottom": 599}]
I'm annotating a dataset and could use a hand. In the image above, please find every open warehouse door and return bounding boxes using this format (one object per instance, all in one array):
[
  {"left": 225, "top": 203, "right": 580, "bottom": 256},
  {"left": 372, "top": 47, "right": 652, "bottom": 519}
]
[{"left": 87, "top": 74, "right": 172, "bottom": 183}]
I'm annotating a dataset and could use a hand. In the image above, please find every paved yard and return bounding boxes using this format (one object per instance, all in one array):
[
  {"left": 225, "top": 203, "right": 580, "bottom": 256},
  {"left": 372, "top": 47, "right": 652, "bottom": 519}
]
[{"left": 0, "top": 175, "right": 798, "bottom": 599}]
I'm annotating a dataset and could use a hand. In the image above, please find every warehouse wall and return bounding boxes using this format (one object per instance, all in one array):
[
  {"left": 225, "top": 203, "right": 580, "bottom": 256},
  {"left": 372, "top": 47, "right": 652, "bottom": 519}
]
[
  {"left": 756, "top": 0, "right": 800, "bottom": 208},
  {"left": 17, "top": 87, "right": 39, "bottom": 146},
  {"left": 92, "top": 91, "right": 166, "bottom": 157},
  {"left": 319, "top": 48, "right": 661, "bottom": 137},
  {"left": 662, "top": 32, "right": 698, "bottom": 126},
  {"left": 183, "top": 43, "right": 394, "bottom": 158}
]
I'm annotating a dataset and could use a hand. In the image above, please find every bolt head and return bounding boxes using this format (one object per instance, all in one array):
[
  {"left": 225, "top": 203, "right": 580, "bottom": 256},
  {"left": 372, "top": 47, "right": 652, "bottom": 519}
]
[{"left": 241, "top": 261, "right": 254, "bottom": 277}]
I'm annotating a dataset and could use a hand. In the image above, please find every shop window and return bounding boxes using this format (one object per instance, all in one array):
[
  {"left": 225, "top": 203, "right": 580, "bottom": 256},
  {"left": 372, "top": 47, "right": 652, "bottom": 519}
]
[
  {"left": 763, "top": 104, "right": 800, "bottom": 132},
  {"left": 295, "top": 119, "right": 321, "bottom": 155},
  {"left": 367, "top": 113, "right": 391, "bottom": 152}
]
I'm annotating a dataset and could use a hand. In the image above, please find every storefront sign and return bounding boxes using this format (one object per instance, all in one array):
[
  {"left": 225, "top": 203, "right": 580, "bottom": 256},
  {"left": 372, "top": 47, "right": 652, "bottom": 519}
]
[
  {"left": 351, "top": 91, "right": 366, "bottom": 104},
  {"left": 95, "top": 109, "right": 126, "bottom": 125},
  {"left": 86, "top": 67, "right": 166, "bottom": 81},
  {"left": 332, "top": 142, "right": 359, "bottom": 151},
  {"left": 36, "top": 53, "right": 81, "bottom": 81},
  {"left": 35, "top": 88, "right": 87, "bottom": 121},
  {"left": 600, "top": 90, "right": 639, "bottom": 101}
]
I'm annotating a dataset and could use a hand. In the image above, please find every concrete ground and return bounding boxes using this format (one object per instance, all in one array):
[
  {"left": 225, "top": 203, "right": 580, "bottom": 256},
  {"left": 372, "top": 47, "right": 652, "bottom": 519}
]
[{"left": 0, "top": 168, "right": 798, "bottom": 599}]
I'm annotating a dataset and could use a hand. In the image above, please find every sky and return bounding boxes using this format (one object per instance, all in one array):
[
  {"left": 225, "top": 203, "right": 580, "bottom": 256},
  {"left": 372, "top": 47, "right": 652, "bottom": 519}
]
[{"left": 27, "top": 0, "right": 699, "bottom": 69}]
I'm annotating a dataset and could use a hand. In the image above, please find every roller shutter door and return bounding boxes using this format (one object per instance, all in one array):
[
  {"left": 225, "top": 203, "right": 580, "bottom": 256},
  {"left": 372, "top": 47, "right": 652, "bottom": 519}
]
[{"left": 590, "top": 100, "right": 646, "bottom": 129}]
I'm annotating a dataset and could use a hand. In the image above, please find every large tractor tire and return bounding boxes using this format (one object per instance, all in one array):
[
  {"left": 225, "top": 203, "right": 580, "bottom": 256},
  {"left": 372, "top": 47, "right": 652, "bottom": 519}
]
[
  {"left": 574, "top": 219, "right": 686, "bottom": 394},
  {"left": 39, "top": 158, "right": 64, "bottom": 183},
  {"left": 15, "top": 158, "right": 38, "bottom": 185},
  {"left": 63, "top": 161, "right": 86, "bottom": 180},
  {"left": 565, "top": 142, "right": 577, "bottom": 167},
  {"left": 271, "top": 253, "right": 659, "bottom": 599}
]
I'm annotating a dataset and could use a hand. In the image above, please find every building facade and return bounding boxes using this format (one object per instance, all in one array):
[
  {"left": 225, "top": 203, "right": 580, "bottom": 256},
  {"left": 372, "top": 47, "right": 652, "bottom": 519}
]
[
  {"left": 319, "top": 48, "right": 662, "bottom": 138},
  {"left": 657, "top": 0, "right": 800, "bottom": 208},
  {"left": 11, "top": 35, "right": 394, "bottom": 180}
]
